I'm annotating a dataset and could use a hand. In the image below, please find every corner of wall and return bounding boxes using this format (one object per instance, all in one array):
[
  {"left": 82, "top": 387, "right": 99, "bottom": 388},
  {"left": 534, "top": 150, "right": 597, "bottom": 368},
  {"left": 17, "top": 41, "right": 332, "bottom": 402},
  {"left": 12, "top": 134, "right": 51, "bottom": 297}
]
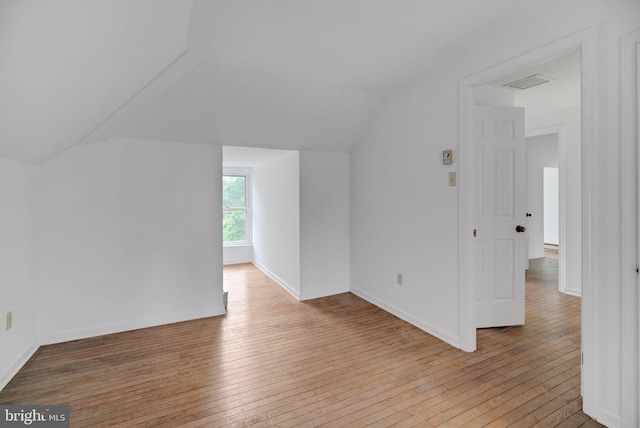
[
  {"left": 0, "top": 158, "right": 39, "bottom": 392},
  {"left": 252, "top": 259, "right": 300, "bottom": 300},
  {"left": 0, "top": 343, "right": 39, "bottom": 392}
]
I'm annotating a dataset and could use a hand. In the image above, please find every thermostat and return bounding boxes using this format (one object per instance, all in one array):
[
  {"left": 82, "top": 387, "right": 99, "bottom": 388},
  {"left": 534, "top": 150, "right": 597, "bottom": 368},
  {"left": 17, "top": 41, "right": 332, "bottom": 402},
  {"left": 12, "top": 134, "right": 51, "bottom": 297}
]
[{"left": 442, "top": 150, "right": 453, "bottom": 165}]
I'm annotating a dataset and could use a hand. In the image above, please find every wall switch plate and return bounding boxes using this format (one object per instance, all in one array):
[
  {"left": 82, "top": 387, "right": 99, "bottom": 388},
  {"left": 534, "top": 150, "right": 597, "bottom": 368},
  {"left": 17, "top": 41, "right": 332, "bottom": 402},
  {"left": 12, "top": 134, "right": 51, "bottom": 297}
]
[
  {"left": 6, "top": 311, "right": 12, "bottom": 331},
  {"left": 448, "top": 171, "right": 457, "bottom": 186},
  {"left": 397, "top": 273, "right": 403, "bottom": 286}
]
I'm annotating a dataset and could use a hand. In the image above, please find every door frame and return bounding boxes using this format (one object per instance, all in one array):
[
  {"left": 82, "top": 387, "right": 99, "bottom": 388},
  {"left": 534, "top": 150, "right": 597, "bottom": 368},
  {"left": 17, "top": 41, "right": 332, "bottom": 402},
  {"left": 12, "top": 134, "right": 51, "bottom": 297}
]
[
  {"left": 457, "top": 28, "right": 597, "bottom": 413},
  {"left": 621, "top": 29, "right": 640, "bottom": 428},
  {"left": 526, "top": 125, "right": 567, "bottom": 294}
]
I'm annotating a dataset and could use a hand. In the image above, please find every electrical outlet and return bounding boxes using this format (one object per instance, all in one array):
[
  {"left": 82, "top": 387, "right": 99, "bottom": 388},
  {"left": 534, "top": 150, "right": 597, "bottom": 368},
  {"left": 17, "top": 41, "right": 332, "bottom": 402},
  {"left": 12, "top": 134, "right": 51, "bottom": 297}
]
[
  {"left": 397, "top": 273, "right": 403, "bottom": 286},
  {"left": 6, "top": 311, "right": 12, "bottom": 331}
]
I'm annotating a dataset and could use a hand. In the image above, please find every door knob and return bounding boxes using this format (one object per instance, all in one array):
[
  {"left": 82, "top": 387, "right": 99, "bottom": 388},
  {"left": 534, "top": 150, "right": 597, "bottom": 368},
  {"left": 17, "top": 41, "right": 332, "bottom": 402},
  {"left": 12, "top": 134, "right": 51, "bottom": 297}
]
[{"left": 516, "top": 225, "right": 526, "bottom": 233}]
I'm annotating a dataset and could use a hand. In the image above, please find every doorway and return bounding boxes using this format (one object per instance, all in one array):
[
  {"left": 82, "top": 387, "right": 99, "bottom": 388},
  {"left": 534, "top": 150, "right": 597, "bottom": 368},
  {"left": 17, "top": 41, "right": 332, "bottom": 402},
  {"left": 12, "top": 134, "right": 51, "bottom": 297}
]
[
  {"left": 221, "top": 146, "right": 301, "bottom": 305},
  {"left": 474, "top": 50, "right": 581, "bottom": 299},
  {"left": 458, "top": 29, "right": 596, "bottom": 413},
  {"left": 525, "top": 129, "right": 565, "bottom": 293},
  {"left": 543, "top": 166, "right": 560, "bottom": 253}
]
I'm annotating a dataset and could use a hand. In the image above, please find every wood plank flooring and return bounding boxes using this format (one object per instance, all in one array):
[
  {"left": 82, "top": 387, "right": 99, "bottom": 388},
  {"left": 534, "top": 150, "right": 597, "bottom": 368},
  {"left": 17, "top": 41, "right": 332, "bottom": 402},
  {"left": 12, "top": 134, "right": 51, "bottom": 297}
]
[{"left": 0, "top": 260, "right": 601, "bottom": 427}]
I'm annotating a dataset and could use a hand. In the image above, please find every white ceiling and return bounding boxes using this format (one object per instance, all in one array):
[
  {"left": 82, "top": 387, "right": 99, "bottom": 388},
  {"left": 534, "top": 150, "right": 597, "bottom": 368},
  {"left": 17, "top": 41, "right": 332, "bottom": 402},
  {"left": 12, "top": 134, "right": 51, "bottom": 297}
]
[
  {"left": 187, "top": 0, "right": 576, "bottom": 93},
  {"left": 1, "top": 0, "right": 578, "bottom": 164},
  {"left": 0, "top": 0, "right": 192, "bottom": 163},
  {"left": 484, "top": 50, "right": 581, "bottom": 117},
  {"left": 487, "top": 49, "right": 581, "bottom": 91}
]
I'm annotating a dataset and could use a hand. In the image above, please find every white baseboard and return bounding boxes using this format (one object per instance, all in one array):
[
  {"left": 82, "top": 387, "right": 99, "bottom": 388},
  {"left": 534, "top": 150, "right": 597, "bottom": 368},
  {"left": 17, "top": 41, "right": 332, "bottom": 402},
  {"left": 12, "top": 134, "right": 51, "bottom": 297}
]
[
  {"left": 595, "top": 408, "right": 621, "bottom": 428},
  {"left": 39, "top": 307, "right": 225, "bottom": 346},
  {"left": 564, "top": 288, "right": 582, "bottom": 297},
  {"left": 299, "top": 285, "right": 350, "bottom": 301},
  {"left": 0, "top": 342, "right": 39, "bottom": 392},
  {"left": 350, "top": 286, "right": 460, "bottom": 349},
  {"left": 252, "top": 260, "right": 300, "bottom": 300},
  {"left": 223, "top": 259, "right": 252, "bottom": 266}
]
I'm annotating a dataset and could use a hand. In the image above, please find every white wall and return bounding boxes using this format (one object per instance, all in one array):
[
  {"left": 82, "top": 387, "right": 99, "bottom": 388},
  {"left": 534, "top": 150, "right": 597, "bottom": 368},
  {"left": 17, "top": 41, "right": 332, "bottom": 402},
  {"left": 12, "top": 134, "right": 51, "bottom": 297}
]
[
  {"left": 299, "top": 151, "right": 350, "bottom": 300},
  {"left": 223, "top": 148, "right": 349, "bottom": 300},
  {"left": 350, "top": 2, "right": 640, "bottom": 425},
  {"left": 252, "top": 152, "right": 300, "bottom": 297},
  {"left": 543, "top": 167, "right": 560, "bottom": 245},
  {"left": 0, "top": 158, "right": 38, "bottom": 391},
  {"left": 474, "top": 85, "right": 515, "bottom": 107},
  {"left": 350, "top": 75, "right": 461, "bottom": 346},
  {"left": 526, "top": 133, "right": 559, "bottom": 258},
  {"left": 223, "top": 245, "right": 253, "bottom": 265},
  {"left": 36, "top": 139, "right": 225, "bottom": 344}
]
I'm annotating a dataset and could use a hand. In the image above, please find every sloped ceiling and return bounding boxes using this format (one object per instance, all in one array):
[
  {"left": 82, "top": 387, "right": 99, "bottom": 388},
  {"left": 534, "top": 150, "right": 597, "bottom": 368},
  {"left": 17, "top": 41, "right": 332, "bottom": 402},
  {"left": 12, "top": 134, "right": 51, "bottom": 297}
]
[
  {"left": 1, "top": 0, "right": 576, "bottom": 164},
  {"left": 110, "top": 61, "right": 381, "bottom": 153},
  {"left": 0, "top": 0, "right": 193, "bottom": 164}
]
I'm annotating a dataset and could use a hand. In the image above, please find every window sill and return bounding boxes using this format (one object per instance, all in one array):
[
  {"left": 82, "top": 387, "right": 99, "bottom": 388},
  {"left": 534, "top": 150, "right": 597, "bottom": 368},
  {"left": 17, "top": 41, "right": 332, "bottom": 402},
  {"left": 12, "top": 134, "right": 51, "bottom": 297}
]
[{"left": 223, "top": 243, "right": 253, "bottom": 248}]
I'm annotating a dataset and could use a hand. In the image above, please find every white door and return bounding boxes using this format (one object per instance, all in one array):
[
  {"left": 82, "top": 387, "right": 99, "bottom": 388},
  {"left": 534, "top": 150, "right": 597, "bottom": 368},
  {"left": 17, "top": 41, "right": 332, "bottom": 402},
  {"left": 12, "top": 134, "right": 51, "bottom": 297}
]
[{"left": 474, "top": 105, "right": 527, "bottom": 328}]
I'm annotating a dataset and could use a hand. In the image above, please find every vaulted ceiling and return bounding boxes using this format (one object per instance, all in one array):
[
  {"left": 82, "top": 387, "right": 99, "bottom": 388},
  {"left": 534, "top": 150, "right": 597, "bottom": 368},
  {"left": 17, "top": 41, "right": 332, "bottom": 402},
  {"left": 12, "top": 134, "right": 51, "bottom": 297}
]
[{"left": 1, "top": 0, "right": 575, "bottom": 164}]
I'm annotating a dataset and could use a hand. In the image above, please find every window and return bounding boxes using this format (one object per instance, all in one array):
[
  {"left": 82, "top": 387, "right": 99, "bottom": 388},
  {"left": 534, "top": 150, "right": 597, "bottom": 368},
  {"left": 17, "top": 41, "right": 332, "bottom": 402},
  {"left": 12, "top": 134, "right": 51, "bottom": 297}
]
[{"left": 223, "top": 169, "right": 251, "bottom": 245}]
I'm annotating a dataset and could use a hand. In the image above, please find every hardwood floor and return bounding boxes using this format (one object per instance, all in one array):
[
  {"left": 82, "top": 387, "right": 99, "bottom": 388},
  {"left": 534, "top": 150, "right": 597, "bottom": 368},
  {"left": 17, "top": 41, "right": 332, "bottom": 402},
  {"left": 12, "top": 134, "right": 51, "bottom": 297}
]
[{"left": 0, "top": 260, "right": 601, "bottom": 427}]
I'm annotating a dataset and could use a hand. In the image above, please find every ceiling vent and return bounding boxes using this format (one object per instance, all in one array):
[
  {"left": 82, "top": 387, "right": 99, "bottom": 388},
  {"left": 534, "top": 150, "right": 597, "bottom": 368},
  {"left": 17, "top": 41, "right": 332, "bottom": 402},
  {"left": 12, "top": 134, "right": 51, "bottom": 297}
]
[{"left": 503, "top": 74, "right": 552, "bottom": 90}]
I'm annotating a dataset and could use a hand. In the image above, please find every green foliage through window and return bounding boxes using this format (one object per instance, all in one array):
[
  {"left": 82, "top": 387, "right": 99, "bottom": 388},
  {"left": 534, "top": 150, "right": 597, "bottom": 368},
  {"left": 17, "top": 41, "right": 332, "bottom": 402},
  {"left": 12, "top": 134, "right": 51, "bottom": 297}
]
[
  {"left": 223, "top": 210, "right": 246, "bottom": 242},
  {"left": 223, "top": 176, "right": 246, "bottom": 208},
  {"left": 223, "top": 174, "right": 249, "bottom": 243}
]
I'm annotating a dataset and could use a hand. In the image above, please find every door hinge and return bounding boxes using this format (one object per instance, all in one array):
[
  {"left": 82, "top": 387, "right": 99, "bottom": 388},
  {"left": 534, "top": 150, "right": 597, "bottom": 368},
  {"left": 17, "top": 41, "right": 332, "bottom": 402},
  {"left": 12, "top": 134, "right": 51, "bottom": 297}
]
[
  {"left": 581, "top": 353, "right": 584, "bottom": 365},
  {"left": 636, "top": 264, "right": 639, "bottom": 274}
]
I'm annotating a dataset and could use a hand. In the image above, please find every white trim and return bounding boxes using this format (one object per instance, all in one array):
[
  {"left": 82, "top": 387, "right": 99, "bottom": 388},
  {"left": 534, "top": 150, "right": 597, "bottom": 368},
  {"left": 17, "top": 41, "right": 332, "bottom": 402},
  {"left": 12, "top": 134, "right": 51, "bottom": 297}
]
[
  {"left": 458, "top": 27, "right": 597, "bottom": 414},
  {"left": 563, "top": 289, "right": 582, "bottom": 298},
  {"left": 526, "top": 125, "right": 570, "bottom": 295},
  {"left": 38, "top": 308, "right": 225, "bottom": 346},
  {"left": 299, "top": 287, "right": 350, "bottom": 302},
  {"left": 223, "top": 260, "right": 252, "bottom": 265},
  {"left": 458, "top": 83, "right": 476, "bottom": 352},
  {"left": 578, "top": 28, "right": 598, "bottom": 418},
  {"left": 621, "top": 29, "right": 640, "bottom": 428},
  {"left": 597, "top": 409, "right": 622, "bottom": 428},
  {"left": 350, "top": 287, "right": 460, "bottom": 348},
  {"left": 223, "top": 167, "right": 252, "bottom": 246},
  {"left": 252, "top": 260, "right": 300, "bottom": 300},
  {"left": 0, "top": 342, "right": 39, "bottom": 392}
]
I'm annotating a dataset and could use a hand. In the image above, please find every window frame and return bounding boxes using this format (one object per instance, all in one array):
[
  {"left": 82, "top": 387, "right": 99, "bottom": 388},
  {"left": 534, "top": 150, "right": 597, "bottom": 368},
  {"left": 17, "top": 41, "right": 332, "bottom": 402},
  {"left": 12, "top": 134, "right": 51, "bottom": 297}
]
[{"left": 222, "top": 167, "right": 252, "bottom": 246}]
